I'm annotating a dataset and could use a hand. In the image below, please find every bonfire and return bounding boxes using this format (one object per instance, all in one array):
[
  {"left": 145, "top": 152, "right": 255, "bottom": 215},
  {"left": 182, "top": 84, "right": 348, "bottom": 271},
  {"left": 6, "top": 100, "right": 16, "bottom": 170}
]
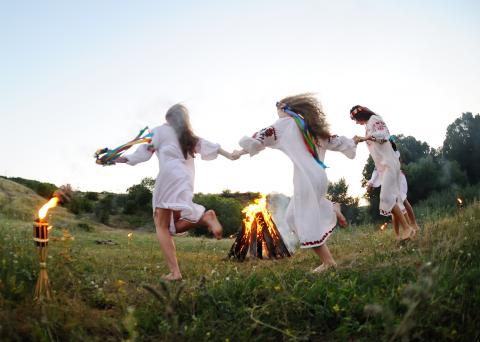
[{"left": 228, "top": 194, "right": 293, "bottom": 261}]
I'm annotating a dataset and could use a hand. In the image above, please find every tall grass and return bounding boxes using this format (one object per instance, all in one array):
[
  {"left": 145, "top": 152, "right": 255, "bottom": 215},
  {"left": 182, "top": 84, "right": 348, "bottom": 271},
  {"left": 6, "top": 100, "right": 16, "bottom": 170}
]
[{"left": 1, "top": 201, "right": 479, "bottom": 341}]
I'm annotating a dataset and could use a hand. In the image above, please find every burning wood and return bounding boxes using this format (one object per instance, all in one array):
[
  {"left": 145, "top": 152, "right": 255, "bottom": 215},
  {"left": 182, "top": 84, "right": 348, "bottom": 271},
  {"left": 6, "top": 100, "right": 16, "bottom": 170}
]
[{"left": 228, "top": 194, "right": 291, "bottom": 261}]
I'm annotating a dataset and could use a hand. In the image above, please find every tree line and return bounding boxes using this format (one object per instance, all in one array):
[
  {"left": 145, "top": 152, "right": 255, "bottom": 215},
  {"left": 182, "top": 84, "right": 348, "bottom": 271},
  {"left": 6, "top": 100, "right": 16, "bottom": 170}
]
[{"left": 4, "top": 112, "right": 479, "bottom": 234}]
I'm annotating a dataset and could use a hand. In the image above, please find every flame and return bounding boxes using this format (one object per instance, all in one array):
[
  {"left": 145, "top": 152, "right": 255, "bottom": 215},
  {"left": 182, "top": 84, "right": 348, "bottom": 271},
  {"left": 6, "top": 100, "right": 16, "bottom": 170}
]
[
  {"left": 38, "top": 197, "right": 59, "bottom": 220},
  {"left": 241, "top": 194, "right": 281, "bottom": 243},
  {"left": 127, "top": 233, "right": 133, "bottom": 239},
  {"left": 380, "top": 222, "right": 388, "bottom": 231},
  {"left": 457, "top": 197, "right": 463, "bottom": 205}
]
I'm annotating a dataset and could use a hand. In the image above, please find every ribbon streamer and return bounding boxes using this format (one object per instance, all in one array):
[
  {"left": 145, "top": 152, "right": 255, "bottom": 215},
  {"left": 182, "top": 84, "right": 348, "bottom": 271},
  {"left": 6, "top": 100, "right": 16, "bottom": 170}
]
[
  {"left": 95, "top": 127, "right": 153, "bottom": 165},
  {"left": 280, "top": 105, "right": 328, "bottom": 169}
]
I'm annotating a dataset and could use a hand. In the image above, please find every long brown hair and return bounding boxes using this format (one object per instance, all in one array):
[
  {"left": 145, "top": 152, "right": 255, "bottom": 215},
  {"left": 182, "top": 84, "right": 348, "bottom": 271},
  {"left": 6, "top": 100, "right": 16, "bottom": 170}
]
[
  {"left": 165, "top": 104, "right": 199, "bottom": 159},
  {"left": 279, "top": 93, "right": 331, "bottom": 143}
]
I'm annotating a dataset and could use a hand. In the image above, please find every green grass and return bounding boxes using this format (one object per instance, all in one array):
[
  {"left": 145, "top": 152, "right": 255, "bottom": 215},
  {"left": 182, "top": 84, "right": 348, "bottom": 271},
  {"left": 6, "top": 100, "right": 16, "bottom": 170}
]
[
  {"left": 1, "top": 201, "right": 480, "bottom": 341},
  {"left": 1, "top": 178, "right": 479, "bottom": 341}
]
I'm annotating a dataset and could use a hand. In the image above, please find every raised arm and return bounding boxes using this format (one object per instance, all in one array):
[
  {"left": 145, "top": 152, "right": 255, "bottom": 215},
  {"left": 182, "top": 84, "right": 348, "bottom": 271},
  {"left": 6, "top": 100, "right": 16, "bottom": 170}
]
[
  {"left": 324, "top": 135, "right": 357, "bottom": 159},
  {"left": 238, "top": 125, "right": 277, "bottom": 157},
  {"left": 120, "top": 144, "right": 154, "bottom": 165},
  {"left": 196, "top": 138, "right": 238, "bottom": 161}
]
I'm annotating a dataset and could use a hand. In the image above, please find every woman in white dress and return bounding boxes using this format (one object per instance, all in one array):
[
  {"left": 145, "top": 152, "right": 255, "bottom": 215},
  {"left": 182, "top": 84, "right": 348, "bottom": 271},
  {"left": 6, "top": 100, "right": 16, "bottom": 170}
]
[
  {"left": 233, "top": 94, "right": 357, "bottom": 273},
  {"left": 351, "top": 105, "right": 414, "bottom": 241},
  {"left": 116, "top": 104, "right": 237, "bottom": 280},
  {"left": 367, "top": 151, "right": 419, "bottom": 239}
]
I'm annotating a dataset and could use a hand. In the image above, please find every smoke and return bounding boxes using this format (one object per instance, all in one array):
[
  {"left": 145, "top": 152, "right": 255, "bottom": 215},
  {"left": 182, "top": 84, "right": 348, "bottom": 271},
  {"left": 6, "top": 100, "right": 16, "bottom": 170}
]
[{"left": 266, "top": 193, "right": 299, "bottom": 253}]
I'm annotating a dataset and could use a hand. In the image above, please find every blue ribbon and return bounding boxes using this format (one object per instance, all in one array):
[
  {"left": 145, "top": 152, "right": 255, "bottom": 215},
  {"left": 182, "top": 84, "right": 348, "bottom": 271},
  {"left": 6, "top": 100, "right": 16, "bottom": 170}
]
[{"left": 280, "top": 104, "right": 328, "bottom": 169}]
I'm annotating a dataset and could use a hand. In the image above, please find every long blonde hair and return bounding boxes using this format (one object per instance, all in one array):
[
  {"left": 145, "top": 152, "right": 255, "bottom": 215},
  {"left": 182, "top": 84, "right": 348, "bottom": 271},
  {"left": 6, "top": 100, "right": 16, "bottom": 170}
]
[
  {"left": 279, "top": 93, "right": 331, "bottom": 143},
  {"left": 165, "top": 104, "right": 199, "bottom": 159}
]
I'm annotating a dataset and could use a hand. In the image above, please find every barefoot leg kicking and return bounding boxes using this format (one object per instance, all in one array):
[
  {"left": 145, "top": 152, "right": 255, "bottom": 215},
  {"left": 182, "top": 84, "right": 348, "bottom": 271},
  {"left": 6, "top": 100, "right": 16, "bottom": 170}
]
[{"left": 174, "top": 209, "right": 223, "bottom": 239}]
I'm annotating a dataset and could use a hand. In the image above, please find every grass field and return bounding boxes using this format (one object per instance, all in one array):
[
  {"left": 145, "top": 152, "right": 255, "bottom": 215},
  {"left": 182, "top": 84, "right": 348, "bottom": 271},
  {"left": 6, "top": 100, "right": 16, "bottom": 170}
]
[{"left": 1, "top": 177, "right": 479, "bottom": 341}]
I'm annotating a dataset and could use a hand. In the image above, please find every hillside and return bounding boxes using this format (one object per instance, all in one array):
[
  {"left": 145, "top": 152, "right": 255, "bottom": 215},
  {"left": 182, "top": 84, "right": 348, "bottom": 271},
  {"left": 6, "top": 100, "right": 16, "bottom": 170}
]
[{"left": 0, "top": 177, "right": 107, "bottom": 231}]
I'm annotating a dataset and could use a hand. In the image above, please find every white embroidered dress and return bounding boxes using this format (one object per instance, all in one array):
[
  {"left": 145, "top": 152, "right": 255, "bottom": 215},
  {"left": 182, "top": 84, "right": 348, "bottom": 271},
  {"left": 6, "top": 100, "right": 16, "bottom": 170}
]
[
  {"left": 365, "top": 115, "right": 405, "bottom": 215},
  {"left": 368, "top": 169, "right": 408, "bottom": 201},
  {"left": 240, "top": 117, "right": 356, "bottom": 248},
  {"left": 125, "top": 123, "right": 220, "bottom": 233}
]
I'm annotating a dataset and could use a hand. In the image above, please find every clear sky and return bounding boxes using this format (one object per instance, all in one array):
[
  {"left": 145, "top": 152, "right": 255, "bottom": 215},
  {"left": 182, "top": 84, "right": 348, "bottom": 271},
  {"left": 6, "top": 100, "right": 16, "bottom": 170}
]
[{"left": 1, "top": 0, "right": 479, "bottom": 198}]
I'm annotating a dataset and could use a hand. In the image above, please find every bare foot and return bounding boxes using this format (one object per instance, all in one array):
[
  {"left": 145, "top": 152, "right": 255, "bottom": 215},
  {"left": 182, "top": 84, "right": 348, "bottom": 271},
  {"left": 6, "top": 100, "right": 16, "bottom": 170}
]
[
  {"left": 333, "top": 203, "right": 348, "bottom": 228},
  {"left": 311, "top": 262, "right": 337, "bottom": 274},
  {"left": 161, "top": 273, "right": 182, "bottom": 281},
  {"left": 203, "top": 210, "right": 223, "bottom": 239},
  {"left": 400, "top": 225, "right": 414, "bottom": 241}
]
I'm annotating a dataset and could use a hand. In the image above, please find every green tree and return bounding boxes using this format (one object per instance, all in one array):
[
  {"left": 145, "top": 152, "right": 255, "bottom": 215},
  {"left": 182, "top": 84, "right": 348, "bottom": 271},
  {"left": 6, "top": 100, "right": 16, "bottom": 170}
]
[
  {"left": 94, "top": 194, "right": 113, "bottom": 224},
  {"left": 442, "top": 112, "right": 480, "bottom": 184},
  {"left": 124, "top": 178, "right": 153, "bottom": 213},
  {"left": 393, "top": 134, "right": 433, "bottom": 164},
  {"left": 327, "top": 178, "right": 360, "bottom": 224}
]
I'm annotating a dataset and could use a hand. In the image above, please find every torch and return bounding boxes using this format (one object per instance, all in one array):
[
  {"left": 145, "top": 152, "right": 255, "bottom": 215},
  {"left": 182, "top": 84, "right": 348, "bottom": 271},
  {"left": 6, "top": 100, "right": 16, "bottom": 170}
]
[
  {"left": 457, "top": 197, "right": 464, "bottom": 209},
  {"left": 33, "top": 197, "right": 58, "bottom": 302},
  {"left": 33, "top": 184, "right": 72, "bottom": 302}
]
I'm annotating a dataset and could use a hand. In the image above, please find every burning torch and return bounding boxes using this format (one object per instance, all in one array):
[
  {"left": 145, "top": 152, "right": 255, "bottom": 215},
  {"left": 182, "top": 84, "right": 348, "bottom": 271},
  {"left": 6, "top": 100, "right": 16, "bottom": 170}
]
[{"left": 33, "top": 185, "right": 72, "bottom": 302}]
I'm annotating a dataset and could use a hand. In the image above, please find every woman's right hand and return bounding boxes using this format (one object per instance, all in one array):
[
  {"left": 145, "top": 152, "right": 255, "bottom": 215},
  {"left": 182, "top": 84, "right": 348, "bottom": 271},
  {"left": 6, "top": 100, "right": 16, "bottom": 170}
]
[{"left": 231, "top": 150, "right": 247, "bottom": 160}]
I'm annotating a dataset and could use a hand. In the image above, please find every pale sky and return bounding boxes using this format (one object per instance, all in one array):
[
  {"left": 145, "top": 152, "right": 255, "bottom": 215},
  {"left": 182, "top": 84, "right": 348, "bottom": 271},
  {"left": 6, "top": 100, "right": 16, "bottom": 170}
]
[{"left": 1, "top": 1, "right": 479, "bottom": 198}]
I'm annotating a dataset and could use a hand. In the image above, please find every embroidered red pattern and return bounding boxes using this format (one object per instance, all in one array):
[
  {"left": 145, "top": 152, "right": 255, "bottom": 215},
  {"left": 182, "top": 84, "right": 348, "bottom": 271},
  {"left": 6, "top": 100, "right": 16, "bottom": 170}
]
[
  {"left": 254, "top": 126, "right": 277, "bottom": 143},
  {"left": 301, "top": 226, "right": 336, "bottom": 247},
  {"left": 373, "top": 121, "right": 386, "bottom": 131}
]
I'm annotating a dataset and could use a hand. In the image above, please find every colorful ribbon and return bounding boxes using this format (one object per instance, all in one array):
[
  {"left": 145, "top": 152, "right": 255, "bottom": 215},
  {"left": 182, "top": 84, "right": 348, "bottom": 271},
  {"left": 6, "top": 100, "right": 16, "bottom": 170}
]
[
  {"left": 278, "top": 103, "right": 328, "bottom": 169},
  {"left": 94, "top": 127, "right": 153, "bottom": 165}
]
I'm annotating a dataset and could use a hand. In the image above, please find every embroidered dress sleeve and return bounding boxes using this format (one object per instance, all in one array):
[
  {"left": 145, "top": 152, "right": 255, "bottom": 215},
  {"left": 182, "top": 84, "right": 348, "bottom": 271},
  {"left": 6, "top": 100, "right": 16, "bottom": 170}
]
[
  {"left": 126, "top": 144, "right": 154, "bottom": 165},
  {"left": 324, "top": 135, "right": 357, "bottom": 159},
  {"left": 239, "top": 125, "right": 277, "bottom": 156},
  {"left": 195, "top": 138, "right": 220, "bottom": 160},
  {"left": 367, "top": 116, "right": 390, "bottom": 143},
  {"left": 368, "top": 169, "right": 381, "bottom": 187}
]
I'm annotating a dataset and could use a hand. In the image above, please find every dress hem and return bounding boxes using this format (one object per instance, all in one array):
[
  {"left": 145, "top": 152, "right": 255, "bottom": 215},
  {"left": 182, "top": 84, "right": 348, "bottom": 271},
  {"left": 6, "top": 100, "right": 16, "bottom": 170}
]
[{"left": 300, "top": 224, "right": 336, "bottom": 249}]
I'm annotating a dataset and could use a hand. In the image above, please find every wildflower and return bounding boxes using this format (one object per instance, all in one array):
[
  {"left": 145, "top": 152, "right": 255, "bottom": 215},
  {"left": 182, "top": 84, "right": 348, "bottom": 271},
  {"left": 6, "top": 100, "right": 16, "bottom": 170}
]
[
  {"left": 332, "top": 304, "right": 340, "bottom": 313},
  {"left": 274, "top": 285, "right": 281, "bottom": 292}
]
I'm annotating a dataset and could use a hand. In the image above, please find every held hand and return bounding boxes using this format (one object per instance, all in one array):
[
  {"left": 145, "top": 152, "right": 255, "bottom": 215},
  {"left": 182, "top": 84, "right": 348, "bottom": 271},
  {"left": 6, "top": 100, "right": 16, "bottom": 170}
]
[
  {"left": 367, "top": 184, "right": 373, "bottom": 193},
  {"left": 353, "top": 135, "right": 364, "bottom": 144},
  {"left": 231, "top": 150, "right": 246, "bottom": 160}
]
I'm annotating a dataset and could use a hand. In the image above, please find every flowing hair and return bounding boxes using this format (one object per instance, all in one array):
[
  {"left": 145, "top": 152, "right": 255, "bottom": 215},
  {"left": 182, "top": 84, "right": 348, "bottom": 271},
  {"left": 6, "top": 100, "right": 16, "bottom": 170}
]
[
  {"left": 279, "top": 93, "right": 331, "bottom": 143},
  {"left": 165, "top": 104, "right": 199, "bottom": 159}
]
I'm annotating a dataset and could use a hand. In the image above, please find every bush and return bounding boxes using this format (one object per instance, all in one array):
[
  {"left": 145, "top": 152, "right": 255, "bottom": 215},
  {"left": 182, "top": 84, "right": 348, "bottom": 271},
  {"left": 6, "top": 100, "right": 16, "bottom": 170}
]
[{"left": 193, "top": 194, "right": 244, "bottom": 237}]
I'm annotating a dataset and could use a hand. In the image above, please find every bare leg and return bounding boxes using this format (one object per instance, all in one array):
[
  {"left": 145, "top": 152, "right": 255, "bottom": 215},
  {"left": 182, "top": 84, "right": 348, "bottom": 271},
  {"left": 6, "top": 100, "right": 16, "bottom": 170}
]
[
  {"left": 174, "top": 210, "right": 223, "bottom": 239},
  {"left": 403, "top": 199, "right": 419, "bottom": 230},
  {"left": 153, "top": 208, "right": 182, "bottom": 280},
  {"left": 392, "top": 215, "right": 400, "bottom": 240},
  {"left": 311, "top": 243, "right": 337, "bottom": 273},
  {"left": 391, "top": 204, "right": 413, "bottom": 240},
  {"left": 333, "top": 203, "right": 348, "bottom": 227}
]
